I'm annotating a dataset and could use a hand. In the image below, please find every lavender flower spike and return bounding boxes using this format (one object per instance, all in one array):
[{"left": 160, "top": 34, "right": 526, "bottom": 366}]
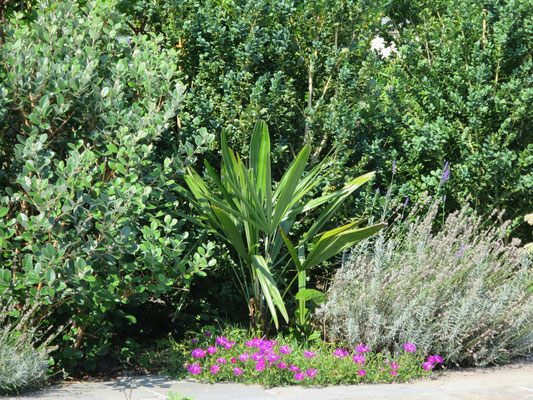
[
  {"left": 440, "top": 162, "right": 451, "bottom": 184},
  {"left": 392, "top": 160, "right": 397, "bottom": 174}
]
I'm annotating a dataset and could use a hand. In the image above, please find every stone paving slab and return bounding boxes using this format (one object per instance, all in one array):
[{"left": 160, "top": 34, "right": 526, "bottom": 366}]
[{"left": 4, "top": 355, "right": 533, "bottom": 400}]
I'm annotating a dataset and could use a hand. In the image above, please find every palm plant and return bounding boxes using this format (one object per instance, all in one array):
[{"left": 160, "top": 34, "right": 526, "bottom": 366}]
[{"left": 183, "top": 121, "right": 384, "bottom": 330}]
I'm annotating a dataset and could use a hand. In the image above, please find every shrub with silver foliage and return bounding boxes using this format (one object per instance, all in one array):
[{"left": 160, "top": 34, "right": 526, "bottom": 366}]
[
  {"left": 316, "top": 202, "right": 533, "bottom": 366},
  {"left": 0, "top": 298, "right": 55, "bottom": 395}
]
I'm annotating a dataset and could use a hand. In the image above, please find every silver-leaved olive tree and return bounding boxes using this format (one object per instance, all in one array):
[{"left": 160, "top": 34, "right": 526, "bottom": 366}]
[{"left": 183, "top": 121, "right": 385, "bottom": 331}]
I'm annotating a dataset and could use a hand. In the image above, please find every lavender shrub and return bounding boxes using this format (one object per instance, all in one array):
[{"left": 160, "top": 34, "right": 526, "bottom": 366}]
[{"left": 316, "top": 201, "right": 533, "bottom": 366}]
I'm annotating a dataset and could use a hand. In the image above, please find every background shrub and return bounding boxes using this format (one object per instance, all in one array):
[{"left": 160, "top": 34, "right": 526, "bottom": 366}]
[
  {"left": 0, "top": 0, "right": 215, "bottom": 371},
  {"left": 316, "top": 200, "right": 533, "bottom": 366}
]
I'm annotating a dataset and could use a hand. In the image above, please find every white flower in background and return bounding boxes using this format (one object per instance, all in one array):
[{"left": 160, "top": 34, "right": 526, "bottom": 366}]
[
  {"left": 370, "top": 36, "right": 386, "bottom": 52},
  {"left": 381, "top": 17, "right": 391, "bottom": 25},
  {"left": 370, "top": 36, "right": 398, "bottom": 59}
]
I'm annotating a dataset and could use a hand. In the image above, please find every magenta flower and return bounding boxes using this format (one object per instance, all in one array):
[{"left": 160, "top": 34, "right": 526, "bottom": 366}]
[
  {"left": 277, "top": 362, "right": 287, "bottom": 369},
  {"left": 390, "top": 361, "right": 400, "bottom": 370},
  {"left": 358, "top": 369, "right": 366, "bottom": 376},
  {"left": 245, "top": 340, "right": 253, "bottom": 347},
  {"left": 391, "top": 370, "right": 398, "bottom": 376},
  {"left": 239, "top": 353, "right": 250, "bottom": 362},
  {"left": 333, "top": 348, "right": 348, "bottom": 358},
  {"left": 433, "top": 355, "right": 443, "bottom": 364},
  {"left": 306, "top": 368, "right": 317, "bottom": 378},
  {"left": 224, "top": 341, "right": 235, "bottom": 350},
  {"left": 352, "top": 354, "right": 365, "bottom": 364},
  {"left": 294, "top": 373, "right": 305, "bottom": 381},
  {"left": 265, "top": 353, "right": 281, "bottom": 362},
  {"left": 216, "top": 357, "right": 227, "bottom": 364},
  {"left": 303, "top": 350, "right": 315, "bottom": 358},
  {"left": 427, "top": 355, "right": 436, "bottom": 363},
  {"left": 289, "top": 364, "right": 300, "bottom": 372},
  {"left": 188, "top": 363, "right": 202, "bottom": 375},
  {"left": 403, "top": 343, "right": 417, "bottom": 352},
  {"left": 233, "top": 367, "right": 244, "bottom": 376},
  {"left": 251, "top": 353, "right": 263, "bottom": 362},
  {"left": 207, "top": 346, "right": 217, "bottom": 355},
  {"left": 191, "top": 348, "right": 206, "bottom": 358},
  {"left": 230, "top": 358, "right": 238, "bottom": 364},
  {"left": 423, "top": 362, "right": 434, "bottom": 371},
  {"left": 191, "top": 338, "right": 198, "bottom": 343},
  {"left": 355, "top": 344, "right": 370, "bottom": 353},
  {"left": 279, "top": 345, "right": 292, "bottom": 354},
  {"left": 255, "top": 361, "right": 265, "bottom": 372},
  {"left": 216, "top": 337, "right": 228, "bottom": 346},
  {"left": 210, "top": 364, "right": 221, "bottom": 374}
]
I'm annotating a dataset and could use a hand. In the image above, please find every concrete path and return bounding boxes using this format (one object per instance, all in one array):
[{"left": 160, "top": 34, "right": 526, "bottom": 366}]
[{"left": 4, "top": 355, "right": 533, "bottom": 400}]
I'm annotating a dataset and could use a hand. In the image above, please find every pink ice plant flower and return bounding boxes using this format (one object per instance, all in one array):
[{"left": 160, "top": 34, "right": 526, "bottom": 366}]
[
  {"left": 191, "top": 348, "right": 206, "bottom": 358},
  {"left": 230, "top": 358, "right": 238, "bottom": 364},
  {"left": 390, "top": 361, "right": 400, "bottom": 370},
  {"left": 207, "top": 346, "right": 217, "bottom": 355},
  {"left": 391, "top": 370, "right": 398, "bottom": 376},
  {"left": 358, "top": 369, "right": 366, "bottom": 376},
  {"left": 255, "top": 361, "right": 265, "bottom": 372},
  {"left": 403, "top": 343, "right": 417, "bottom": 352},
  {"left": 239, "top": 353, "right": 250, "bottom": 362},
  {"left": 423, "top": 361, "right": 434, "bottom": 371},
  {"left": 251, "top": 353, "right": 263, "bottom": 362},
  {"left": 216, "top": 337, "right": 228, "bottom": 346},
  {"left": 303, "top": 350, "right": 315, "bottom": 358},
  {"left": 306, "top": 368, "right": 317, "bottom": 378},
  {"left": 355, "top": 344, "right": 371, "bottom": 353},
  {"left": 289, "top": 364, "right": 300, "bottom": 372},
  {"left": 333, "top": 348, "right": 349, "bottom": 358},
  {"left": 352, "top": 354, "right": 366, "bottom": 364},
  {"left": 216, "top": 357, "right": 227, "bottom": 364},
  {"left": 279, "top": 345, "right": 292, "bottom": 354},
  {"left": 210, "top": 364, "right": 221, "bottom": 374},
  {"left": 277, "top": 362, "right": 287, "bottom": 369},
  {"left": 188, "top": 363, "right": 202, "bottom": 375},
  {"left": 294, "top": 372, "right": 305, "bottom": 381},
  {"left": 433, "top": 355, "right": 443, "bottom": 364},
  {"left": 233, "top": 367, "right": 244, "bottom": 376}
]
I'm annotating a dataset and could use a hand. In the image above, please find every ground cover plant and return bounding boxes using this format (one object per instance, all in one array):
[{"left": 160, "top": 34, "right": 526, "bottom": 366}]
[
  {"left": 170, "top": 327, "right": 442, "bottom": 386},
  {"left": 316, "top": 197, "right": 533, "bottom": 366}
]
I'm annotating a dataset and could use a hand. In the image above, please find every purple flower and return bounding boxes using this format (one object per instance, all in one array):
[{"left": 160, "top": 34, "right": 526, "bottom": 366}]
[
  {"left": 303, "top": 350, "right": 315, "bottom": 358},
  {"left": 390, "top": 361, "right": 400, "bottom": 370},
  {"left": 207, "top": 346, "right": 217, "bottom": 355},
  {"left": 279, "top": 345, "right": 292, "bottom": 354},
  {"left": 440, "top": 161, "right": 451, "bottom": 184},
  {"left": 210, "top": 364, "right": 221, "bottom": 374},
  {"left": 306, "top": 368, "right": 317, "bottom": 377},
  {"left": 289, "top": 364, "right": 300, "bottom": 372},
  {"left": 433, "top": 355, "right": 443, "bottom": 364},
  {"left": 230, "top": 358, "right": 238, "bottom": 364},
  {"left": 385, "top": 187, "right": 391, "bottom": 199},
  {"left": 356, "top": 344, "right": 371, "bottom": 353},
  {"left": 403, "top": 343, "right": 417, "bottom": 352},
  {"left": 204, "top": 331, "right": 212, "bottom": 337},
  {"left": 191, "top": 348, "right": 206, "bottom": 358},
  {"left": 265, "top": 353, "right": 281, "bottom": 362},
  {"left": 352, "top": 354, "right": 366, "bottom": 364},
  {"left": 255, "top": 361, "right": 265, "bottom": 372},
  {"left": 251, "top": 353, "right": 263, "bottom": 362},
  {"left": 216, "top": 357, "right": 227, "bottom": 364},
  {"left": 423, "top": 361, "right": 434, "bottom": 371},
  {"left": 191, "top": 338, "right": 198, "bottom": 343},
  {"left": 392, "top": 160, "right": 397, "bottom": 174},
  {"left": 456, "top": 244, "right": 466, "bottom": 258},
  {"left": 216, "top": 336, "right": 228, "bottom": 346},
  {"left": 277, "top": 362, "right": 287, "bottom": 369},
  {"left": 391, "top": 370, "right": 398, "bottom": 376},
  {"left": 404, "top": 197, "right": 409, "bottom": 207},
  {"left": 294, "top": 372, "right": 305, "bottom": 381},
  {"left": 427, "top": 355, "right": 436, "bottom": 363},
  {"left": 224, "top": 340, "right": 235, "bottom": 350},
  {"left": 233, "top": 367, "right": 244, "bottom": 376},
  {"left": 358, "top": 370, "right": 366, "bottom": 376},
  {"left": 188, "top": 363, "right": 202, "bottom": 375},
  {"left": 333, "top": 348, "right": 348, "bottom": 358},
  {"left": 239, "top": 353, "right": 250, "bottom": 362}
]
